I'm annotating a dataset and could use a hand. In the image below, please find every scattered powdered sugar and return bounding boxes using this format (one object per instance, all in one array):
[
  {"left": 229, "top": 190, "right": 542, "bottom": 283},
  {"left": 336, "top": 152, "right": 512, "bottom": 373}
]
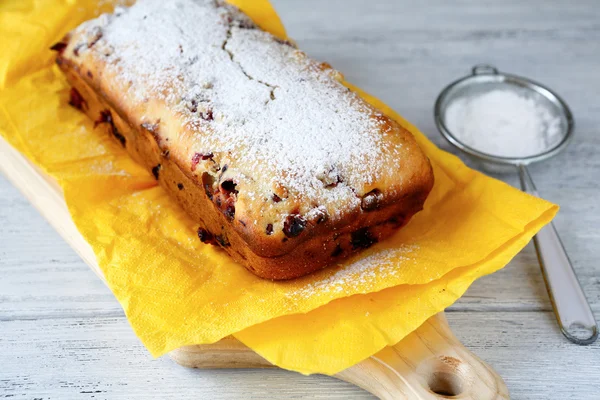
[
  {"left": 87, "top": 159, "right": 130, "bottom": 176},
  {"left": 73, "top": 0, "right": 398, "bottom": 216},
  {"left": 288, "top": 244, "right": 419, "bottom": 299},
  {"left": 445, "top": 89, "right": 562, "bottom": 158}
]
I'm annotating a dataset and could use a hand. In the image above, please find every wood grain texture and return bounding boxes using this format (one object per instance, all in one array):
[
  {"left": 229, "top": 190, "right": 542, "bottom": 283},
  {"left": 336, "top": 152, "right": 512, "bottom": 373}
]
[{"left": 1, "top": 0, "right": 599, "bottom": 398}]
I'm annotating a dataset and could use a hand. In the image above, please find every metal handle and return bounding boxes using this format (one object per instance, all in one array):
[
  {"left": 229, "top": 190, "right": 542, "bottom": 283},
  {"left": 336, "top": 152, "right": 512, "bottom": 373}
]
[{"left": 519, "top": 165, "right": 598, "bottom": 345}]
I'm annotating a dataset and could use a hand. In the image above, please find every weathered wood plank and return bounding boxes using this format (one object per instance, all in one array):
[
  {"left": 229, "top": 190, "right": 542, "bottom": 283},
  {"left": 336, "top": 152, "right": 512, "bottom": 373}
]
[{"left": 0, "top": 176, "right": 121, "bottom": 321}]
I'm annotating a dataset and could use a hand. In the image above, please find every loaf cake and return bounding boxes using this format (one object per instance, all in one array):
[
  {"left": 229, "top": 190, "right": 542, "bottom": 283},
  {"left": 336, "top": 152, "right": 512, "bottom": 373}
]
[{"left": 52, "top": 0, "right": 434, "bottom": 279}]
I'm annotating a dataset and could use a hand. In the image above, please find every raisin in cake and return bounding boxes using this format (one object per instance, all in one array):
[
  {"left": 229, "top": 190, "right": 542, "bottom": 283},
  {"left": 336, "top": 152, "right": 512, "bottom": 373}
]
[{"left": 52, "top": 0, "right": 434, "bottom": 279}]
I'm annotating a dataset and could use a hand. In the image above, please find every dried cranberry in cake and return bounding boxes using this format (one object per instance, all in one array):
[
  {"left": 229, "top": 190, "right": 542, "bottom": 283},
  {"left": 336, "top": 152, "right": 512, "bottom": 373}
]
[
  {"left": 50, "top": 42, "right": 68, "bottom": 54},
  {"left": 350, "top": 228, "right": 377, "bottom": 249},
  {"left": 111, "top": 122, "right": 126, "bottom": 147},
  {"left": 201, "top": 172, "right": 215, "bottom": 200},
  {"left": 223, "top": 197, "right": 235, "bottom": 221},
  {"left": 361, "top": 189, "right": 384, "bottom": 211},
  {"left": 266, "top": 223, "right": 274, "bottom": 235},
  {"left": 113, "top": 128, "right": 126, "bottom": 147},
  {"left": 220, "top": 180, "right": 238, "bottom": 195},
  {"left": 283, "top": 214, "right": 306, "bottom": 238},
  {"left": 224, "top": 206, "right": 235, "bottom": 220},
  {"left": 271, "top": 182, "right": 289, "bottom": 200},
  {"left": 191, "top": 152, "right": 214, "bottom": 171},
  {"left": 152, "top": 164, "right": 161, "bottom": 180},
  {"left": 187, "top": 99, "right": 198, "bottom": 113},
  {"left": 197, "top": 227, "right": 217, "bottom": 245},
  {"left": 191, "top": 154, "right": 200, "bottom": 171},
  {"left": 211, "top": 183, "right": 236, "bottom": 220},
  {"left": 68, "top": 88, "right": 87, "bottom": 111},
  {"left": 94, "top": 110, "right": 112, "bottom": 128},
  {"left": 94, "top": 109, "right": 126, "bottom": 147},
  {"left": 215, "top": 234, "right": 230, "bottom": 247}
]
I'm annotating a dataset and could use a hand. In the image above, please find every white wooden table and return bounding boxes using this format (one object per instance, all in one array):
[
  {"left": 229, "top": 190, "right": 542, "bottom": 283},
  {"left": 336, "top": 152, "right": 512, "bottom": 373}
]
[{"left": 1, "top": 0, "right": 599, "bottom": 398}]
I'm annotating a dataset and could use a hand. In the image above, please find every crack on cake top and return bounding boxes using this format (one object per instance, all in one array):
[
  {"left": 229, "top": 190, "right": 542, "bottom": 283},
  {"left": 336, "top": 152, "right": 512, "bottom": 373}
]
[{"left": 221, "top": 23, "right": 278, "bottom": 103}]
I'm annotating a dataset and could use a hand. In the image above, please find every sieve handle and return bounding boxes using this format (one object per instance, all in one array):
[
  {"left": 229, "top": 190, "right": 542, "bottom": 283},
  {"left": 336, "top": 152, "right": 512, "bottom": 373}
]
[{"left": 518, "top": 165, "right": 598, "bottom": 345}]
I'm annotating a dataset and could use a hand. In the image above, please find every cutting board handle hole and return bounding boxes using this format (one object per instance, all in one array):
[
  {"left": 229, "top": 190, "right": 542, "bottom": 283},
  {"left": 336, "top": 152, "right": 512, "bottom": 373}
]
[
  {"left": 428, "top": 371, "right": 463, "bottom": 397},
  {"left": 420, "top": 356, "right": 472, "bottom": 398}
]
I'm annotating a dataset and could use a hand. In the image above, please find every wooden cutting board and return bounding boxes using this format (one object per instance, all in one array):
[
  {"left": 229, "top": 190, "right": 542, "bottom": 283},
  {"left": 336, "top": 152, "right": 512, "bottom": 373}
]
[{"left": 0, "top": 135, "right": 509, "bottom": 400}]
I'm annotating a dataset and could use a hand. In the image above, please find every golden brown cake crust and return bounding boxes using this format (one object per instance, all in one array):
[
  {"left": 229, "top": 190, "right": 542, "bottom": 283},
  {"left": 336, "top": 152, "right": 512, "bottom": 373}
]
[{"left": 53, "top": 0, "right": 434, "bottom": 279}]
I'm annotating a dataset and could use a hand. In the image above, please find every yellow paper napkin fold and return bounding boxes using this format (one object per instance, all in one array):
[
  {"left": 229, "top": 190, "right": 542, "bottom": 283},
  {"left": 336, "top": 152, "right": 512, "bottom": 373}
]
[{"left": 0, "top": 0, "right": 557, "bottom": 375}]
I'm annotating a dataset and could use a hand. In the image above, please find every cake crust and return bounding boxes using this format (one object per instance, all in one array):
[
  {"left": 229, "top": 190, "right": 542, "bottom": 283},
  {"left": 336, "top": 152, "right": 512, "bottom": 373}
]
[{"left": 53, "top": 0, "right": 434, "bottom": 279}]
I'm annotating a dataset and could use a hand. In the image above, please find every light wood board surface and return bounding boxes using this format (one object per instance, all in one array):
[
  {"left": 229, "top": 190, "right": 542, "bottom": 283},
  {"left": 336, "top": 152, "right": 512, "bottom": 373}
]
[
  {"left": 1, "top": 0, "right": 600, "bottom": 398},
  {"left": 169, "top": 314, "right": 508, "bottom": 400}
]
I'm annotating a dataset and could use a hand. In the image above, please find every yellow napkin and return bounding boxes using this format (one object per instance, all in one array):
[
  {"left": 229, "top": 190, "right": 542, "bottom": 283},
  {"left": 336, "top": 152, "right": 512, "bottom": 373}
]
[{"left": 0, "top": 0, "right": 557, "bottom": 375}]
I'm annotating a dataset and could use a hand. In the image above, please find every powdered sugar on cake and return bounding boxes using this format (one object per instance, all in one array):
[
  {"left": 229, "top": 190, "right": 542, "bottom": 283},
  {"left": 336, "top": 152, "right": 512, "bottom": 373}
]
[{"left": 73, "top": 0, "right": 403, "bottom": 221}]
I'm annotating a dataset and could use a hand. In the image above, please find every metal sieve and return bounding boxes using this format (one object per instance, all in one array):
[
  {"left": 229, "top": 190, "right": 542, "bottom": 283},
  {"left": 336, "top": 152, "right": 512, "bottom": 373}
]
[{"left": 434, "top": 64, "right": 597, "bottom": 345}]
